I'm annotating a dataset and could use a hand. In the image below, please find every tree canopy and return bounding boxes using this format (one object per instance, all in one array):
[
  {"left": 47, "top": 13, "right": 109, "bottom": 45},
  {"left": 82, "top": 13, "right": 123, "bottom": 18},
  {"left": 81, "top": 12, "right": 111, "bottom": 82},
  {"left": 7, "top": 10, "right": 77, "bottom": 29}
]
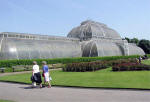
[{"left": 124, "top": 37, "right": 150, "bottom": 54}]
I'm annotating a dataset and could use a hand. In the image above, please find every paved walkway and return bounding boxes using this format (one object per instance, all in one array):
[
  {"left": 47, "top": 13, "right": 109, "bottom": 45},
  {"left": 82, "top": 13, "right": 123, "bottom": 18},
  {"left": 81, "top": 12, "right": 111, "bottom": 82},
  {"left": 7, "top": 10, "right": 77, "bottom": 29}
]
[{"left": 0, "top": 82, "right": 150, "bottom": 102}]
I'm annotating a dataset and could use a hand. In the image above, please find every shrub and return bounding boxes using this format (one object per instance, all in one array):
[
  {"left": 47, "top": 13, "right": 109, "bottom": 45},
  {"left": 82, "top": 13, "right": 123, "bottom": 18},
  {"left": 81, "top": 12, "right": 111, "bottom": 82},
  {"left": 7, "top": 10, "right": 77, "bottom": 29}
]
[{"left": 0, "top": 55, "right": 139, "bottom": 68}]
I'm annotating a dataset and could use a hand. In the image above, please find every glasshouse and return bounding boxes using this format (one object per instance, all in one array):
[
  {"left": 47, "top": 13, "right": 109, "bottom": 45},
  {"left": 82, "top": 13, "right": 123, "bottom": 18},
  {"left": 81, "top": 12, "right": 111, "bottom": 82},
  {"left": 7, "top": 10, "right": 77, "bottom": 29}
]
[{"left": 0, "top": 20, "right": 145, "bottom": 59}]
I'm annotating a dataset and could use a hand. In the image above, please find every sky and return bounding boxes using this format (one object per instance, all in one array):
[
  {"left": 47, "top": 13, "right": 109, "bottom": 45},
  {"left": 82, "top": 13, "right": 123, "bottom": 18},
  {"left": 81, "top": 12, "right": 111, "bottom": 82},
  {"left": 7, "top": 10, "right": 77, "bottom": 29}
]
[{"left": 0, "top": 0, "right": 150, "bottom": 40}]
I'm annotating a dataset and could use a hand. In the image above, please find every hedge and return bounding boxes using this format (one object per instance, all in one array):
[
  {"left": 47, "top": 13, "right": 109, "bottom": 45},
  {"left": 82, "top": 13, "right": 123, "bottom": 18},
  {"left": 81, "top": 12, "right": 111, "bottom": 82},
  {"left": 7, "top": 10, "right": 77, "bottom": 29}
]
[{"left": 0, "top": 55, "right": 140, "bottom": 68}]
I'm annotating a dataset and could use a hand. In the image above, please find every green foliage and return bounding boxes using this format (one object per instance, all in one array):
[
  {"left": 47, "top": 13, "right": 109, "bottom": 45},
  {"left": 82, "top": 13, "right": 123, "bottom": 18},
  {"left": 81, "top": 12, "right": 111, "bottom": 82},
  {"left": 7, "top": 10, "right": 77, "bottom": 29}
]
[
  {"left": 124, "top": 37, "right": 130, "bottom": 43},
  {"left": 147, "top": 54, "right": 150, "bottom": 58},
  {"left": 0, "top": 100, "right": 15, "bottom": 102},
  {"left": 0, "top": 55, "right": 139, "bottom": 68},
  {"left": 125, "top": 37, "right": 139, "bottom": 45},
  {"left": 63, "top": 61, "right": 108, "bottom": 72},
  {"left": 124, "top": 37, "right": 150, "bottom": 54},
  {"left": 63, "top": 58, "right": 138, "bottom": 72},
  {"left": 130, "top": 38, "right": 139, "bottom": 45},
  {"left": 1, "top": 60, "right": 150, "bottom": 89},
  {"left": 138, "top": 39, "right": 150, "bottom": 54},
  {"left": 142, "top": 58, "right": 150, "bottom": 65}
]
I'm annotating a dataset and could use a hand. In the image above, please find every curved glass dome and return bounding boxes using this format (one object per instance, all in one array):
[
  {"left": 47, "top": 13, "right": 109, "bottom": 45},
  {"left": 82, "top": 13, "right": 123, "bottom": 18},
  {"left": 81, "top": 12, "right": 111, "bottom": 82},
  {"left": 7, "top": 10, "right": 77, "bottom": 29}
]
[
  {"left": 81, "top": 40, "right": 145, "bottom": 57},
  {"left": 67, "top": 20, "right": 121, "bottom": 40}
]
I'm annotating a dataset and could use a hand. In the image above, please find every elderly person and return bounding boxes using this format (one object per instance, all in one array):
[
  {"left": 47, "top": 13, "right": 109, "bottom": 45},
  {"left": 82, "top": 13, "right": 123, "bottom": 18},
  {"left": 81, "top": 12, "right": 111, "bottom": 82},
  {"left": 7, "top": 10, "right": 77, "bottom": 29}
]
[
  {"left": 31, "top": 61, "right": 42, "bottom": 88},
  {"left": 42, "top": 61, "right": 51, "bottom": 88}
]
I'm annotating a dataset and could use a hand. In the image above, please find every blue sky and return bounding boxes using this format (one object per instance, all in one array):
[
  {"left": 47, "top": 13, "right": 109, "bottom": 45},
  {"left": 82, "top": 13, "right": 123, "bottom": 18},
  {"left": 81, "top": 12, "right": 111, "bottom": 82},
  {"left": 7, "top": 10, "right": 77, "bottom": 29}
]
[{"left": 0, "top": 0, "right": 150, "bottom": 40}]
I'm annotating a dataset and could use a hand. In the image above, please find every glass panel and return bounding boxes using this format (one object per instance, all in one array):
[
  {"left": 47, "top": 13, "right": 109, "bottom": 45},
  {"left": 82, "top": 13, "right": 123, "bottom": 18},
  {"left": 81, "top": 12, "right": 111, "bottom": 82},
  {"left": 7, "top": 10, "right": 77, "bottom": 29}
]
[
  {"left": 8, "top": 34, "right": 16, "bottom": 38},
  {"left": 4, "top": 34, "right": 7, "bottom": 37},
  {"left": 0, "top": 34, "right": 4, "bottom": 37},
  {"left": 0, "top": 37, "right": 82, "bottom": 59}
]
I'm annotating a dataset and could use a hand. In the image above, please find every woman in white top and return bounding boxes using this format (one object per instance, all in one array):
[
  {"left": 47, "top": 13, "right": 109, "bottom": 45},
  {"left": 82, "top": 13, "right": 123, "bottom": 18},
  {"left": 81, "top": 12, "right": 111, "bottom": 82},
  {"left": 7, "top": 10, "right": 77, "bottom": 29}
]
[{"left": 32, "top": 61, "right": 42, "bottom": 88}]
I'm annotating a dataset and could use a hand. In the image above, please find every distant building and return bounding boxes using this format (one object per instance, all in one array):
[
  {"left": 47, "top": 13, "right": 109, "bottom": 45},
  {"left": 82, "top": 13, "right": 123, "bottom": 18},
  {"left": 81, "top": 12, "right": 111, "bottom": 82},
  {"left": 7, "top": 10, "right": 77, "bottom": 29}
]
[{"left": 0, "top": 20, "right": 145, "bottom": 60}]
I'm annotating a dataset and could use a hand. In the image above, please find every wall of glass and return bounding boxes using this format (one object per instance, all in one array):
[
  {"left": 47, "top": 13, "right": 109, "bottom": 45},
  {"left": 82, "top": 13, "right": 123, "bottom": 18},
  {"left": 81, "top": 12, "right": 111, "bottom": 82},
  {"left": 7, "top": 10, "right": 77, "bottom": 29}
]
[{"left": 0, "top": 35, "right": 81, "bottom": 60}]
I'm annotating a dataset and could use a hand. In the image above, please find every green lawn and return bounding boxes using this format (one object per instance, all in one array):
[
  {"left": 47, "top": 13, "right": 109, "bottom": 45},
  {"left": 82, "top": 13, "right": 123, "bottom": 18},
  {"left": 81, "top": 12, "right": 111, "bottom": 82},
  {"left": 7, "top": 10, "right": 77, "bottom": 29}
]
[
  {"left": 1, "top": 67, "right": 150, "bottom": 89},
  {"left": 0, "top": 100, "right": 15, "bottom": 102},
  {"left": 0, "top": 59, "right": 150, "bottom": 89},
  {"left": 142, "top": 59, "right": 150, "bottom": 65}
]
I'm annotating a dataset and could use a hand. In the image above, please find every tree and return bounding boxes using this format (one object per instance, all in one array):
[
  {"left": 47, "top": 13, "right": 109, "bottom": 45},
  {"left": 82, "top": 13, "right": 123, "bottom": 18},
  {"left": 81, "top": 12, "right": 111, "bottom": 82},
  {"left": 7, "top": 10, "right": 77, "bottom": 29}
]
[
  {"left": 138, "top": 39, "right": 150, "bottom": 54},
  {"left": 124, "top": 37, "right": 139, "bottom": 45},
  {"left": 125, "top": 37, "right": 130, "bottom": 43},
  {"left": 130, "top": 38, "right": 139, "bottom": 45}
]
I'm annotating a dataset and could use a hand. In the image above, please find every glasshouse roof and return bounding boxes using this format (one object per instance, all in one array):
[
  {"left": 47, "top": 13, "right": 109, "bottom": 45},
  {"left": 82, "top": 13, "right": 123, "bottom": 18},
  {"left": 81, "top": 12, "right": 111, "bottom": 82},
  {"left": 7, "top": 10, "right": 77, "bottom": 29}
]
[{"left": 67, "top": 20, "right": 121, "bottom": 40}]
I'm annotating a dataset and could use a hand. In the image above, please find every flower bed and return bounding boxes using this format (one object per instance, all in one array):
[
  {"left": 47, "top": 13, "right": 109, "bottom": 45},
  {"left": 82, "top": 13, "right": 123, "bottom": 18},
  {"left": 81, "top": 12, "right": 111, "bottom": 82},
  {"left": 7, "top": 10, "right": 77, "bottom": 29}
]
[
  {"left": 63, "top": 61, "right": 108, "bottom": 72},
  {"left": 63, "top": 58, "right": 139, "bottom": 72},
  {"left": 0, "top": 55, "right": 139, "bottom": 68},
  {"left": 112, "top": 62, "right": 150, "bottom": 71}
]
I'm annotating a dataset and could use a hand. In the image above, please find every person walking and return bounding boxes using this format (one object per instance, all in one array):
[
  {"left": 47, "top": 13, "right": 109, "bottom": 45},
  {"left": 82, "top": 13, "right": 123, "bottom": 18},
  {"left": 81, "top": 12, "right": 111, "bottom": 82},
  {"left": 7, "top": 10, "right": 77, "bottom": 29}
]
[
  {"left": 138, "top": 56, "right": 142, "bottom": 64},
  {"left": 31, "top": 61, "right": 42, "bottom": 88},
  {"left": 42, "top": 61, "right": 51, "bottom": 88}
]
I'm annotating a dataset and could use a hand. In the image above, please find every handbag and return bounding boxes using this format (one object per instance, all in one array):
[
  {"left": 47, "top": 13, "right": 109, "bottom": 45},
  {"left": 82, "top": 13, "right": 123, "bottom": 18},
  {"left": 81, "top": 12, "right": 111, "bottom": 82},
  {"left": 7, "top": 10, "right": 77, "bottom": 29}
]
[
  {"left": 31, "top": 76, "right": 34, "bottom": 81},
  {"left": 31, "top": 75, "right": 37, "bottom": 81},
  {"left": 33, "top": 75, "right": 38, "bottom": 81},
  {"left": 42, "top": 73, "right": 45, "bottom": 77}
]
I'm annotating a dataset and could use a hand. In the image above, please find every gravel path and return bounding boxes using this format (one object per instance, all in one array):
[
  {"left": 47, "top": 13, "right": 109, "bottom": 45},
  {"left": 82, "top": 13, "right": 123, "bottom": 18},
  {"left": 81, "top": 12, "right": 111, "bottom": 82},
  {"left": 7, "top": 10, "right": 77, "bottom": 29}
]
[{"left": 0, "top": 82, "right": 150, "bottom": 102}]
